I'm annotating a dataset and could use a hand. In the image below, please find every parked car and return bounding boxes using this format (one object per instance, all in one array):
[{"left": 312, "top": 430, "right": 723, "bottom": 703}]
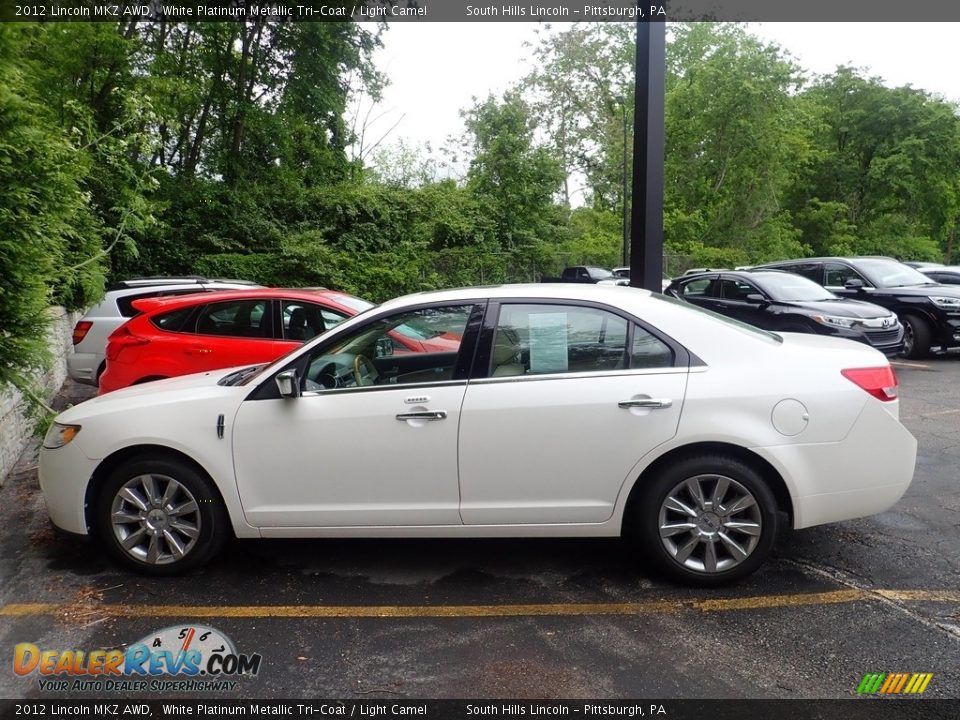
[
  {"left": 665, "top": 270, "right": 904, "bottom": 356},
  {"left": 918, "top": 266, "right": 960, "bottom": 285},
  {"left": 903, "top": 261, "right": 944, "bottom": 269},
  {"left": 542, "top": 266, "right": 620, "bottom": 284},
  {"left": 68, "top": 277, "right": 261, "bottom": 386},
  {"left": 755, "top": 256, "right": 960, "bottom": 358},
  {"left": 97, "top": 288, "right": 371, "bottom": 394},
  {"left": 611, "top": 267, "right": 672, "bottom": 291},
  {"left": 40, "top": 284, "right": 916, "bottom": 585}
]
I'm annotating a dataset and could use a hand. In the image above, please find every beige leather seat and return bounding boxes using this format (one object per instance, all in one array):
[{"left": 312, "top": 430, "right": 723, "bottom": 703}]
[{"left": 492, "top": 328, "right": 525, "bottom": 377}]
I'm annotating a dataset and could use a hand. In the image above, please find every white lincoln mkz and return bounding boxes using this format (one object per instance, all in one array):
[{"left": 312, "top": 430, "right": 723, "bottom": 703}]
[{"left": 40, "top": 284, "right": 917, "bottom": 584}]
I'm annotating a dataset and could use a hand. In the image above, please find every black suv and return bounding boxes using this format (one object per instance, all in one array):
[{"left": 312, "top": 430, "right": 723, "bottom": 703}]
[
  {"left": 665, "top": 270, "right": 904, "bottom": 357},
  {"left": 755, "top": 257, "right": 960, "bottom": 358}
]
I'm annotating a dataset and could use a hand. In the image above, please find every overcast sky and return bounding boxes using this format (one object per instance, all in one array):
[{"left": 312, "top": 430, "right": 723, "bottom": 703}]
[{"left": 358, "top": 22, "right": 960, "bottom": 162}]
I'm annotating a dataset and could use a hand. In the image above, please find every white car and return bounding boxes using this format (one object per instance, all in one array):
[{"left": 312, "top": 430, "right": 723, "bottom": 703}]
[
  {"left": 68, "top": 277, "right": 261, "bottom": 386},
  {"left": 40, "top": 284, "right": 917, "bottom": 585}
]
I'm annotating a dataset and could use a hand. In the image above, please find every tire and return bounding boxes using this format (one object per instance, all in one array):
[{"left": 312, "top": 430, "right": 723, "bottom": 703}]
[
  {"left": 96, "top": 456, "right": 228, "bottom": 575},
  {"left": 901, "top": 314, "right": 932, "bottom": 359},
  {"left": 633, "top": 454, "right": 779, "bottom": 586}
]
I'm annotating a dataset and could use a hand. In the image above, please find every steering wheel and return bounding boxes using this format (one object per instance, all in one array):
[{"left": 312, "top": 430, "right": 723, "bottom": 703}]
[{"left": 352, "top": 354, "right": 378, "bottom": 387}]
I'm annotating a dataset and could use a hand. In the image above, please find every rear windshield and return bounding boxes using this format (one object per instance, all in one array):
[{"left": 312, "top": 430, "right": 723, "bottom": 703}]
[{"left": 650, "top": 293, "right": 782, "bottom": 344}]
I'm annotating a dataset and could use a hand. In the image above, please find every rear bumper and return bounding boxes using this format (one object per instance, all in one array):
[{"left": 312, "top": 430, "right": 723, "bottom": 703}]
[
  {"left": 67, "top": 352, "right": 100, "bottom": 386},
  {"left": 753, "top": 399, "right": 917, "bottom": 529}
]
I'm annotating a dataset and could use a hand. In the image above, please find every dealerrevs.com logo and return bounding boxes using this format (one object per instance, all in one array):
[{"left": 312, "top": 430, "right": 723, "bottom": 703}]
[{"left": 13, "top": 625, "right": 262, "bottom": 693}]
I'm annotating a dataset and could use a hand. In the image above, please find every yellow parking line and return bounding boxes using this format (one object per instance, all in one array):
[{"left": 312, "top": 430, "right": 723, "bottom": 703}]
[{"left": 0, "top": 589, "right": 956, "bottom": 620}]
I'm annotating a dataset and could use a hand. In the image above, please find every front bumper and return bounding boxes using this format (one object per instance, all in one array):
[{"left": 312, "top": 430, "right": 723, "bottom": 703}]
[{"left": 38, "top": 441, "right": 96, "bottom": 536}]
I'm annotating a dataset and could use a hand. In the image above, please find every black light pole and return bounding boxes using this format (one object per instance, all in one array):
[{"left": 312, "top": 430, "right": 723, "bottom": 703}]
[
  {"left": 620, "top": 97, "right": 629, "bottom": 268},
  {"left": 629, "top": 19, "right": 666, "bottom": 292}
]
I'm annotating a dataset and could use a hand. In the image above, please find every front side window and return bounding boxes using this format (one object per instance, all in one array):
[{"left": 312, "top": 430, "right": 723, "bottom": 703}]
[
  {"left": 303, "top": 305, "right": 475, "bottom": 391},
  {"left": 491, "top": 304, "right": 630, "bottom": 377},
  {"left": 195, "top": 299, "right": 270, "bottom": 338},
  {"left": 281, "top": 301, "right": 348, "bottom": 341}
]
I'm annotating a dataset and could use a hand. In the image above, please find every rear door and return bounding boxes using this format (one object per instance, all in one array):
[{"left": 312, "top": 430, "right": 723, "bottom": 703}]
[
  {"left": 184, "top": 298, "right": 279, "bottom": 370},
  {"left": 457, "top": 301, "right": 688, "bottom": 525}
]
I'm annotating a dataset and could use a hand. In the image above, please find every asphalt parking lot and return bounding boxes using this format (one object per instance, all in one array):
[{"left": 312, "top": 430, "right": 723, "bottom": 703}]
[{"left": 1, "top": 356, "right": 958, "bottom": 700}]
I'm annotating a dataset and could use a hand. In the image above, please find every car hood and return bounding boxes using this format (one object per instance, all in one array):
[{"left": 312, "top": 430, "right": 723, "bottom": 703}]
[
  {"left": 869, "top": 284, "right": 960, "bottom": 298},
  {"left": 781, "top": 298, "right": 895, "bottom": 319},
  {"left": 56, "top": 367, "right": 250, "bottom": 423}
]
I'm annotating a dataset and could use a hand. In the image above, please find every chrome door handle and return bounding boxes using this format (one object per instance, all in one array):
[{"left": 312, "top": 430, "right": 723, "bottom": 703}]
[
  {"left": 618, "top": 399, "right": 672, "bottom": 409},
  {"left": 395, "top": 410, "right": 448, "bottom": 421}
]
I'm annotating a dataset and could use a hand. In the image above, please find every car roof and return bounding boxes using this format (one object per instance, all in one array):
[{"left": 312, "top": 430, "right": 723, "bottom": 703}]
[
  {"left": 762, "top": 256, "right": 898, "bottom": 264},
  {"left": 130, "top": 287, "right": 356, "bottom": 314},
  {"left": 107, "top": 276, "right": 261, "bottom": 291},
  {"left": 376, "top": 283, "right": 653, "bottom": 312}
]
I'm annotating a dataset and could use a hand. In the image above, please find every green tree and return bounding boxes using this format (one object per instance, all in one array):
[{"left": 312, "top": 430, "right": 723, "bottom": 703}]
[
  {"left": 0, "top": 26, "right": 103, "bottom": 410},
  {"left": 462, "top": 91, "right": 566, "bottom": 251},
  {"left": 790, "top": 67, "right": 960, "bottom": 260}
]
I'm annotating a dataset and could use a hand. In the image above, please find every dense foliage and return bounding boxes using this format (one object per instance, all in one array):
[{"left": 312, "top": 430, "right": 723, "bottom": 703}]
[{"left": 3, "top": 20, "right": 960, "bottom": 398}]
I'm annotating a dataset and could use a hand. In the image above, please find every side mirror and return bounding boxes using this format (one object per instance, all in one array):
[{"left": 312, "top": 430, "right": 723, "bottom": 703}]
[
  {"left": 745, "top": 293, "right": 768, "bottom": 305},
  {"left": 275, "top": 369, "right": 301, "bottom": 398},
  {"left": 844, "top": 279, "right": 865, "bottom": 290}
]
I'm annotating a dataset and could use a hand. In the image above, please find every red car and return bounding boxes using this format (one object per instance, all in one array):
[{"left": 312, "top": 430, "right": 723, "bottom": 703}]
[{"left": 98, "top": 288, "right": 460, "bottom": 394}]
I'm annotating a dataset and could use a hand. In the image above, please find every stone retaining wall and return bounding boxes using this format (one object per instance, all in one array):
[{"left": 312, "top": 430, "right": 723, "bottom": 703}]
[{"left": 0, "top": 307, "right": 82, "bottom": 486}]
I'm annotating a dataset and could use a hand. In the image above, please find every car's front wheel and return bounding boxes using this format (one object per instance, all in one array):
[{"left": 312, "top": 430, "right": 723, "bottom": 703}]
[
  {"left": 96, "top": 456, "right": 228, "bottom": 575},
  {"left": 901, "top": 314, "right": 932, "bottom": 359},
  {"left": 634, "top": 455, "right": 779, "bottom": 585}
]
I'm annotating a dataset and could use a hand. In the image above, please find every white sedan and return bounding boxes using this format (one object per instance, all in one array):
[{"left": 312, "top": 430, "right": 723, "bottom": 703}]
[{"left": 39, "top": 284, "right": 917, "bottom": 585}]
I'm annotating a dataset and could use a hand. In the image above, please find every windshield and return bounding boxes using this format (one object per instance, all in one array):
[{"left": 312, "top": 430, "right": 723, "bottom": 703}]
[
  {"left": 753, "top": 273, "right": 835, "bottom": 302},
  {"left": 334, "top": 294, "right": 376, "bottom": 313},
  {"left": 855, "top": 259, "right": 937, "bottom": 288}
]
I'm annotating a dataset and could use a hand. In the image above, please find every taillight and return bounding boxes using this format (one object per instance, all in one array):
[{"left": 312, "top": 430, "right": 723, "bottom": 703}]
[
  {"left": 841, "top": 366, "right": 898, "bottom": 402},
  {"left": 72, "top": 321, "right": 93, "bottom": 345},
  {"left": 106, "top": 326, "right": 150, "bottom": 361}
]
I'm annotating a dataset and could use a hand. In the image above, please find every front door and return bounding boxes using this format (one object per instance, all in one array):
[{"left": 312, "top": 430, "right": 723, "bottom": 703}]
[{"left": 232, "top": 303, "right": 480, "bottom": 528}]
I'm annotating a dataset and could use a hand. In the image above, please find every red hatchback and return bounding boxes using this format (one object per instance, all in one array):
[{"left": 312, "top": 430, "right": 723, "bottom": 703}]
[{"left": 99, "top": 288, "right": 464, "bottom": 394}]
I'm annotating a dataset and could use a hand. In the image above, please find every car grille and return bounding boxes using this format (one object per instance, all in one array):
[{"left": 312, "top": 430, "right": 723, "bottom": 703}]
[{"left": 864, "top": 328, "right": 901, "bottom": 346}]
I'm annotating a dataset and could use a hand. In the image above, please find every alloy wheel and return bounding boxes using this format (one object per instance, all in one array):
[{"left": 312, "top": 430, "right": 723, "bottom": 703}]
[
  {"left": 110, "top": 473, "right": 202, "bottom": 565},
  {"left": 657, "top": 474, "right": 763, "bottom": 574}
]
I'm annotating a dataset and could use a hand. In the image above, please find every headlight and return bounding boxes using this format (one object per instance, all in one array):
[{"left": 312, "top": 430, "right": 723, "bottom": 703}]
[
  {"left": 811, "top": 314, "right": 858, "bottom": 328},
  {"left": 42, "top": 423, "right": 81, "bottom": 450},
  {"left": 930, "top": 296, "right": 960, "bottom": 310}
]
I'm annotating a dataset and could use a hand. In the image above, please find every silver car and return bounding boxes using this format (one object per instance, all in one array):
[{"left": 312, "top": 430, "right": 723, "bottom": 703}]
[{"left": 68, "top": 277, "right": 260, "bottom": 386}]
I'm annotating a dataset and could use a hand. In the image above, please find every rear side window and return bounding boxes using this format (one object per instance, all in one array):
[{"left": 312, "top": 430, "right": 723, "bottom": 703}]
[
  {"left": 492, "top": 304, "right": 629, "bottom": 376},
  {"left": 775, "top": 263, "right": 821, "bottom": 282},
  {"left": 679, "top": 278, "right": 713, "bottom": 297},
  {"left": 195, "top": 299, "right": 271, "bottom": 338},
  {"left": 151, "top": 307, "right": 195, "bottom": 332},
  {"left": 631, "top": 325, "right": 675, "bottom": 369}
]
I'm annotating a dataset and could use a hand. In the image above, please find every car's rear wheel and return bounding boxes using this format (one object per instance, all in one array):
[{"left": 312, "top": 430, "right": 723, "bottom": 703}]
[
  {"left": 634, "top": 455, "right": 779, "bottom": 585},
  {"left": 901, "top": 314, "right": 932, "bottom": 359},
  {"left": 96, "top": 456, "right": 228, "bottom": 575}
]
